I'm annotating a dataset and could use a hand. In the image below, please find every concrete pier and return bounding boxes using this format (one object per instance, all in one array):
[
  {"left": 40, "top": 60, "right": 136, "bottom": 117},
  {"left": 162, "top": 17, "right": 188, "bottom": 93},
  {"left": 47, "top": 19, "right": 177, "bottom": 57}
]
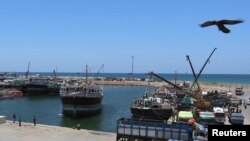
[
  {"left": 0, "top": 121, "right": 116, "bottom": 141},
  {"left": 91, "top": 78, "right": 250, "bottom": 91}
]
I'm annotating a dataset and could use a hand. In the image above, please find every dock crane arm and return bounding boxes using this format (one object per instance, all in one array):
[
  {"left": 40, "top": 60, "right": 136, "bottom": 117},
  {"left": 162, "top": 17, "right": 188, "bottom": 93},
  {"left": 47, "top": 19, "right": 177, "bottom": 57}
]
[
  {"left": 149, "top": 71, "right": 211, "bottom": 110},
  {"left": 186, "top": 55, "right": 201, "bottom": 92},
  {"left": 97, "top": 64, "right": 104, "bottom": 75},
  {"left": 189, "top": 48, "right": 217, "bottom": 91},
  {"left": 89, "top": 64, "right": 105, "bottom": 84},
  {"left": 149, "top": 72, "right": 191, "bottom": 95}
]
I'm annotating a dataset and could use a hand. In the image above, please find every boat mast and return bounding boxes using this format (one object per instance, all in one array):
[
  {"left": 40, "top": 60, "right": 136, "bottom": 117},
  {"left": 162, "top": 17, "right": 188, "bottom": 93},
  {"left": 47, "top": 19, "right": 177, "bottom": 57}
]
[{"left": 53, "top": 68, "right": 57, "bottom": 80}]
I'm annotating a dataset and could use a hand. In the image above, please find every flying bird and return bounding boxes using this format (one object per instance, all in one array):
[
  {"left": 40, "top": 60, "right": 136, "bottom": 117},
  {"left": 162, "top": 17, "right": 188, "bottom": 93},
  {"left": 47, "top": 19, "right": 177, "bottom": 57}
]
[{"left": 200, "top": 19, "right": 244, "bottom": 33}]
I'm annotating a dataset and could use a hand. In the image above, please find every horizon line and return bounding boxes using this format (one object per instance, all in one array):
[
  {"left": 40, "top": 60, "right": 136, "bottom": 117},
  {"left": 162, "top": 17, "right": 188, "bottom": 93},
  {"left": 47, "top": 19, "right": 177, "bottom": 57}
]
[{"left": 1, "top": 71, "right": 250, "bottom": 75}]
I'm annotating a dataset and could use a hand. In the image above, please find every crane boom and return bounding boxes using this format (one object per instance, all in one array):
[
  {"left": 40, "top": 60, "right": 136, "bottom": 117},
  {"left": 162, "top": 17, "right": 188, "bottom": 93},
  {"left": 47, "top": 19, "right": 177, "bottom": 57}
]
[
  {"left": 189, "top": 48, "right": 217, "bottom": 91},
  {"left": 149, "top": 71, "right": 211, "bottom": 110},
  {"left": 186, "top": 55, "right": 201, "bottom": 92},
  {"left": 149, "top": 72, "right": 190, "bottom": 94},
  {"left": 97, "top": 64, "right": 104, "bottom": 74}
]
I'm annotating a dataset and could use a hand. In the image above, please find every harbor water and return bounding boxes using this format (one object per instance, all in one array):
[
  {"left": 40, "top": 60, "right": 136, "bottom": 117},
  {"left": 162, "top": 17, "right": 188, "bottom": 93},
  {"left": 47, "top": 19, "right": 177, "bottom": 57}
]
[
  {"left": 1, "top": 73, "right": 250, "bottom": 133},
  {"left": 0, "top": 86, "right": 150, "bottom": 132}
]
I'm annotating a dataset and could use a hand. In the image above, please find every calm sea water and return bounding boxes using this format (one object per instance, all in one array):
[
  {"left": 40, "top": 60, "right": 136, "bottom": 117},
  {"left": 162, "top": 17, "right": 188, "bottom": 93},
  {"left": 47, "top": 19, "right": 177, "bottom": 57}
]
[
  {"left": 0, "top": 86, "right": 151, "bottom": 132},
  {"left": 4, "top": 72, "right": 250, "bottom": 84}
]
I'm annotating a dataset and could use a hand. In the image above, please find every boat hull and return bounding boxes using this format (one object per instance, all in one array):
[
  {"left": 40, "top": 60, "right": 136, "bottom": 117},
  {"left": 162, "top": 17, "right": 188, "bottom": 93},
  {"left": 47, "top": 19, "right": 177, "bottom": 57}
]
[
  {"left": 48, "top": 87, "right": 60, "bottom": 94},
  {"left": 62, "top": 104, "right": 102, "bottom": 117},
  {"left": 130, "top": 107, "right": 173, "bottom": 120},
  {"left": 26, "top": 84, "right": 48, "bottom": 94},
  {"left": 26, "top": 84, "right": 59, "bottom": 95},
  {"left": 61, "top": 95, "right": 102, "bottom": 117}
]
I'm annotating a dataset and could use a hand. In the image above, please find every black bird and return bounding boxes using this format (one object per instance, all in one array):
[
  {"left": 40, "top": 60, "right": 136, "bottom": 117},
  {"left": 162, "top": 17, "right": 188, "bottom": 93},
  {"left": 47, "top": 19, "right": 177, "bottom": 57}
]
[{"left": 200, "top": 19, "right": 244, "bottom": 33}]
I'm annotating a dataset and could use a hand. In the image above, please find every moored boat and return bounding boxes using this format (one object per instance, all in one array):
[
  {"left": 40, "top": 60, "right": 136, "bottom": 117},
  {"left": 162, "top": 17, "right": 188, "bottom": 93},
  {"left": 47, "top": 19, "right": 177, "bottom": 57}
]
[
  {"left": 47, "top": 82, "right": 61, "bottom": 94},
  {"left": 60, "top": 82, "right": 103, "bottom": 117},
  {"left": 130, "top": 88, "right": 175, "bottom": 120},
  {"left": 26, "top": 77, "right": 49, "bottom": 94},
  {"left": 0, "top": 88, "right": 23, "bottom": 99},
  {"left": 26, "top": 76, "right": 60, "bottom": 95}
]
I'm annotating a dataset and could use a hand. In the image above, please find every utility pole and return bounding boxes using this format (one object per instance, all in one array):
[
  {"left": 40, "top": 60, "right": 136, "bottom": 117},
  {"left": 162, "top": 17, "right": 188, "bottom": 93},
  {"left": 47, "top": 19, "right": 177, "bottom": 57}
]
[
  {"left": 174, "top": 70, "right": 177, "bottom": 85},
  {"left": 131, "top": 56, "right": 134, "bottom": 78},
  {"left": 25, "top": 61, "right": 30, "bottom": 79},
  {"left": 85, "top": 64, "right": 88, "bottom": 84}
]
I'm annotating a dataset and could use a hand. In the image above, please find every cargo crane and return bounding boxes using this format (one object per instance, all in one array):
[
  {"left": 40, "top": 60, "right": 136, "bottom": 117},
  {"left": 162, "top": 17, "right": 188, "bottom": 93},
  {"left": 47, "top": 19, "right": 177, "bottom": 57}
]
[
  {"left": 186, "top": 55, "right": 201, "bottom": 93},
  {"left": 149, "top": 48, "right": 217, "bottom": 110},
  {"left": 88, "top": 64, "right": 105, "bottom": 84},
  {"left": 97, "top": 64, "right": 104, "bottom": 75},
  {"left": 149, "top": 72, "right": 211, "bottom": 110},
  {"left": 189, "top": 48, "right": 217, "bottom": 91}
]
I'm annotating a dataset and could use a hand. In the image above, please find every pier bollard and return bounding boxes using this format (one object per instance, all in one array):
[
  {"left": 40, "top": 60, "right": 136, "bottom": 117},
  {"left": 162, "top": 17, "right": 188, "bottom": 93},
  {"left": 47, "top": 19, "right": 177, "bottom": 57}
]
[
  {"left": 76, "top": 124, "right": 81, "bottom": 130},
  {"left": 19, "top": 117, "right": 21, "bottom": 127}
]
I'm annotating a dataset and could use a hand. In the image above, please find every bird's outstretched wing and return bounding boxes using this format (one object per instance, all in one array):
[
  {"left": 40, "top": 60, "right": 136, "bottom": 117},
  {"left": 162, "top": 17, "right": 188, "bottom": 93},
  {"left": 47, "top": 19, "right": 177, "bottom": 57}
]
[
  {"left": 200, "top": 21, "right": 216, "bottom": 27},
  {"left": 220, "top": 19, "right": 244, "bottom": 25},
  {"left": 217, "top": 23, "right": 230, "bottom": 33}
]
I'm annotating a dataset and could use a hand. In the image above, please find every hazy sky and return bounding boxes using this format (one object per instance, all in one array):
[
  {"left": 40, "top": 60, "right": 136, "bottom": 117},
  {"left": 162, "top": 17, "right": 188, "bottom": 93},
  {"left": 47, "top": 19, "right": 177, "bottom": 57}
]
[{"left": 0, "top": 0, "right": 249, "bottom": 74}]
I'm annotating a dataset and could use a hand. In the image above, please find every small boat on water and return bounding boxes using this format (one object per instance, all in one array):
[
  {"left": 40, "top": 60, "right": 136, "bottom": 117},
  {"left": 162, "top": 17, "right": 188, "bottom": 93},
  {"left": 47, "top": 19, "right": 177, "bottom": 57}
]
[
  {"left": 130, "top": 88, "right": 175, "bottom": 120},
  {"left": 0, "top": 89, "right": 23, "bottom": 99},
  {"left": 60, "top": 82, "right": 103, "bottom": 117}
]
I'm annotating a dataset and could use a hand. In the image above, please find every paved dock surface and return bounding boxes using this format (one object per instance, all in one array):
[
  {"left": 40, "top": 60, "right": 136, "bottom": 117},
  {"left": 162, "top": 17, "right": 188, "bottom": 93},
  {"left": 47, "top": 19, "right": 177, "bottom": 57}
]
[
  {"left": 0, "top": 121, "right": 116, "bottom": 141},
  {"left": 238, "top": 89, "right": 250, "bottom": 124}
]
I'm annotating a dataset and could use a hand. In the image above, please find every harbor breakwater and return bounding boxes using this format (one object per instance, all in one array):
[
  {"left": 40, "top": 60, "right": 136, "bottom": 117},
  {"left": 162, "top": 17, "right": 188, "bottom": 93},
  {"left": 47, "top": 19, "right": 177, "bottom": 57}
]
[
  {"left": 93, "top": 79, "right": 250, "bottom": 91},
  {"left": 2, "top": 75, "right": 249, "bottom": 96}
]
